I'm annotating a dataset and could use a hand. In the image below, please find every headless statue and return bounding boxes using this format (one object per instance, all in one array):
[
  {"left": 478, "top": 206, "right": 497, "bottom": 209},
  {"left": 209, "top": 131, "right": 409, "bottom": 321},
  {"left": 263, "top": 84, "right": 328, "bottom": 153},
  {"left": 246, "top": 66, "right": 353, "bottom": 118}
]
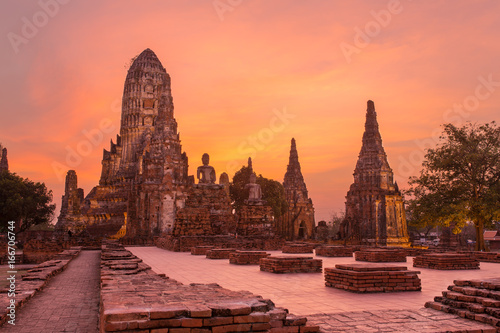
[{"left": 197, "top": 153, "right": 216, "bottom": 184}]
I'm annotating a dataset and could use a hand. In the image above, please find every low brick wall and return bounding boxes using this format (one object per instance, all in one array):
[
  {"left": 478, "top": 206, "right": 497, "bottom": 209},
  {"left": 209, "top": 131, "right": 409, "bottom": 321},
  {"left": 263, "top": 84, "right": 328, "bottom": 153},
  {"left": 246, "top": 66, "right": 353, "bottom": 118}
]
[
  {"left": 413, "top": 253, "right": 480, "bottom": 270},
  {"left": 156, "top": 235, "right": 284, "bottom": 252},
  {"left": 260, "top": 256, "right": 322, "bottom": 273},
  {"left": 100, "top": 243, "right": 319, "bottom": 332},
  {"left": 206, "top": 248, "right": 238, "bottom": 259},
  {"left": 355, "top": 249, "right": 407, "bottom": 262},
  {"left": 191, "top": 246, "right": 215, "bottom": 255},
  {"left": 282, "top": 243, "right": 315, "bottom": 254},
  {"left": 315, "top": 246, "right": 354, "bottom": 257},
  {"left": 324, "top": 263, "right": 421, "bottom": 293},
  {"left": 0, "top": 247, "right": 82, "bottom": 326},
  {"left": 459, "top": 251, "right": 500, "bottom": 263},
  {"left": 229, "top": 251, "right": 270, "bottom": 265}
]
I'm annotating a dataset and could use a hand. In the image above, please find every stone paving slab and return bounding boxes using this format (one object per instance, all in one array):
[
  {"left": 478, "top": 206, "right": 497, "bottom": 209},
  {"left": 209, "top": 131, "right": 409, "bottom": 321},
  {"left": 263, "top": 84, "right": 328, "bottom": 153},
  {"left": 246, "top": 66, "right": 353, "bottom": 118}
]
[{"left": 0, "top": 250, "right": 100, "bottom": 333}]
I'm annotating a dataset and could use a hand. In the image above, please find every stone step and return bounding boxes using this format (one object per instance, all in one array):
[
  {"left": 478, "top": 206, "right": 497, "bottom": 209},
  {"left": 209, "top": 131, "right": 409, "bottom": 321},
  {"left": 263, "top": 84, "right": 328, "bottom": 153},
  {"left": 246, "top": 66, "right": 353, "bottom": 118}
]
[
  {"left": 426, "top": 278, "right": 500, "bottom": 328},
  {"left": 426, "top": 301, "right": 500, "bottom": 327}
]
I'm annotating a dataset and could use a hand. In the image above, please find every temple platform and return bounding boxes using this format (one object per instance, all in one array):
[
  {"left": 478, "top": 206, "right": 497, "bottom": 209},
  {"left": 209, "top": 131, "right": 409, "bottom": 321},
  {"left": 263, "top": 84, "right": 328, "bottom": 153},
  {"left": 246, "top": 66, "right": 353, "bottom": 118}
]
[
  {"left": 355, "top": 249, "right": 407, "bottom": 262},
  {"left": 315, "top": 245, "right": 354, "bottom": 257},
  {"left": 229, "top": 251, "right": 270, "bottom": 265},
  {"left": 282, "top": 243, "right": 315, "bottom": 254},
  {"left": 260, "top": 256, "right": 322, "bottom": 274},
  {"left": 324, "top": 263, "right": 421, "bottom": 293},
  {"left": 413, "top": 253, "right": 480, "bottom": 270},
  {"left": 206, "top": 248, "right": 237, "bottom": 259}
]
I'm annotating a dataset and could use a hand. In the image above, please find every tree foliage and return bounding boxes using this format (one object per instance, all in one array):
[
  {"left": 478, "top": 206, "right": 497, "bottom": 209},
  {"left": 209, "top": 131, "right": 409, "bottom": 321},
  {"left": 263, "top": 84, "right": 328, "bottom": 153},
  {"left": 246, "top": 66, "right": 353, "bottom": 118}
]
[
  {"left": 229, "top": 166, "right": 288, "bottom": 218},
  {"left": 405, "top": 122, "right": 500, "bottom": 251},
  {"left": 0, "top": 170, "right": 56, "bottom": 234}
]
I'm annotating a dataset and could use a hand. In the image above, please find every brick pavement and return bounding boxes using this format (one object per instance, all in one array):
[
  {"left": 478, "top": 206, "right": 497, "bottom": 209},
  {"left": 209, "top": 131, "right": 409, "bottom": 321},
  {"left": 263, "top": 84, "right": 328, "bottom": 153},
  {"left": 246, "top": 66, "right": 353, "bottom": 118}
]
[
  {"left": 129, "top": 246, "right": 500, "bottom": 332},
  {"left": 0, "top": 250, "right": 100, "bottom": 333}
]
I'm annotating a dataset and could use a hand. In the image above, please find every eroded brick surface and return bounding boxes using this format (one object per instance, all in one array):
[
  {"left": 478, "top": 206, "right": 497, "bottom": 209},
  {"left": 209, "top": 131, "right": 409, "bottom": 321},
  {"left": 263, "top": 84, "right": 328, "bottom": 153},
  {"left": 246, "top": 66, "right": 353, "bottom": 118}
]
[
  {"left": 101, "top": 242, "right": 318, "bottom": 332},
  {"left": 325, "top": 263, "right": 421, "bottom": 293}
]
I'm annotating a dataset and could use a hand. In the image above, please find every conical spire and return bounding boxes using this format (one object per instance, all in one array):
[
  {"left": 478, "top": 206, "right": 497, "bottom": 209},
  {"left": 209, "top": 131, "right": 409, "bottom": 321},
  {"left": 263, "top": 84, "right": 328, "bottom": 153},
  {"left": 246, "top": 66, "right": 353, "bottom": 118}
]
[
  {"left": 283, "top": 138, "right": 308, "bottom": 199},
  {"left": 247, "top": 157, "right": 253, "bottom": 174},
  {"left": 129, "top": 48, "right": 165, "bottom": 72},
  {"left": 361, "top": 100, "right": 383, "bottom": 153},
  {"left": 353, "top": 100, "right": 393, "bottom": 188},
  {"left": 0, "top": 147, "right": 8, "bottom": 172},
  {"left": 119, "top": 48, "right": 176, "bottom": 171}
]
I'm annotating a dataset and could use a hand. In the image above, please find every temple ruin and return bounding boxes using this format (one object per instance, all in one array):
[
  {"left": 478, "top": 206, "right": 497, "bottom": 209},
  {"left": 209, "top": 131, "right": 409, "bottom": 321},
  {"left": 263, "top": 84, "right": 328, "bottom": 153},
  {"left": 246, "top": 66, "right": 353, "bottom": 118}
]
[
  {"left": 57, "top": 49, "right": 192, "bottom": 239},
  {"left": 340, "top": 100, "right": 410, "bottom": 246},
  {"left": 0, "top": 147, "right": 8, "bottom": 172},
  {"left": 278, "top": 138, "right": 315, "bottom": 240}
]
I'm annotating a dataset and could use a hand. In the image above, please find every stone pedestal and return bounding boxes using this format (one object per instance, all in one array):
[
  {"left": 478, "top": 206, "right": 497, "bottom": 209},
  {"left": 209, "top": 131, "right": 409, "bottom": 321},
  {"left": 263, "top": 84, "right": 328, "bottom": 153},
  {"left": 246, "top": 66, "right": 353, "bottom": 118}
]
[
  {"left": 260, "top": 256, "right": 322, "bottom": 273},
  {"left": 325, "top": 264, "right": 421, "bottom": 293},
  {"left": 413, "top": 253, "right": 479, "bottom": 270}
]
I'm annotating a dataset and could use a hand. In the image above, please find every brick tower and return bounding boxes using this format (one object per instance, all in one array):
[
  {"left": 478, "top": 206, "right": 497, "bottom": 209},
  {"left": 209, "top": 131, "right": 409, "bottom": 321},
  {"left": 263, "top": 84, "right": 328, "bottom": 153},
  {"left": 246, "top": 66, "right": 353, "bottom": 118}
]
[
  {"left": 57, "top": 49, "right": 190, "bottom": 239},
  {"left": 279, "top": 138, "right": 315, "bottom": 240},
  {"left": 0, "top": 147, "right": 8, "bottom": 172},
  {"left": 342, "top": 100, "right": 409, "bottom": 246}
]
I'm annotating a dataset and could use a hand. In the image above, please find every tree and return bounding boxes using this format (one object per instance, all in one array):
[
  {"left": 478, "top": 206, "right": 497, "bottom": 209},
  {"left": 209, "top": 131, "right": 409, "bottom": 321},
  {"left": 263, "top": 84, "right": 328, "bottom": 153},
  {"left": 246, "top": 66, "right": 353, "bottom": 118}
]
[
  {"left": 229, "top": 166, "right": 288, "bottom": 218},
  {"left": 0, "top": 170, "right": 56, "bottom": 234},
  {"left": 406, "top": 122, "right": 500, "bottom": 251}
]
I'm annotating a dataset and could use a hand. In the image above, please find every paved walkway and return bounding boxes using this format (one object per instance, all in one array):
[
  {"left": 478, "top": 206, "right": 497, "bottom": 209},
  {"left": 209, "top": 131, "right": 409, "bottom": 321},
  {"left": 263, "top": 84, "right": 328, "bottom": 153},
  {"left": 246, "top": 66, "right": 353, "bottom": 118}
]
[
  {"left": 129, "top": 247, "right": 500, "bottom": 332},
  {"left": 0, "top": 250, "right": 101, "bottom": 333}
]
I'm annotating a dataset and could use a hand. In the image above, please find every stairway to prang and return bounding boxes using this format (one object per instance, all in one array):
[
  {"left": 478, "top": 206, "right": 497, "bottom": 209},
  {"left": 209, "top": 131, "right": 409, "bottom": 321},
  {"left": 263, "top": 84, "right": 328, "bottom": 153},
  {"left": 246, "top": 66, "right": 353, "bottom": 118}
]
[{"left": 426, "top": 278, "right": 500, "bottom": 328}]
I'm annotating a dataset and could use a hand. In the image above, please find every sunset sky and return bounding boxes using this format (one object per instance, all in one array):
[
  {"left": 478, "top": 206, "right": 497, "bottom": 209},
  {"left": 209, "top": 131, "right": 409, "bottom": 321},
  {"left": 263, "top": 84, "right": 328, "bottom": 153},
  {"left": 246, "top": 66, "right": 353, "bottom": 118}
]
[{"left": 1, "top": 0, "right": 499, "bottom": 222}]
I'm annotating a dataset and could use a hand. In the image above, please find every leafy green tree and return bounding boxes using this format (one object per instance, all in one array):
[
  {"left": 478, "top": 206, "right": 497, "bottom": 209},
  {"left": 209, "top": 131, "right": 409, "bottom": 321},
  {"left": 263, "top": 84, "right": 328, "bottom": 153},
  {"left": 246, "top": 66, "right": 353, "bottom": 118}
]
[
  {"left": 229, "top": 166, "right": 287, "bottom": 218},
  {"left": 0, "top": 170, "right": 56, "bottom": 234},
  {"left": 406, "top": 122, "right": 500, "bottom": 251}
]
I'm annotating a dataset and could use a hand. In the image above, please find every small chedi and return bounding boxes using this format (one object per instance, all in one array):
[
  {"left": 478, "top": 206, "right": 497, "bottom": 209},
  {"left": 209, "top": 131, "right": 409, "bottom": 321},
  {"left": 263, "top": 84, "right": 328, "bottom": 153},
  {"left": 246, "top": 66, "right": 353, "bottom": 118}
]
[
  {"left": 0, "top": 146, "right": 8, "bottom": 172},
  {"left": 340, "top": 100, "right": 410, "bottom": 246},
  {"left": 277, "top": 138, "right": 315, "bottom": 240},
  {"left": 237, "top": 163, "right": 275, "bottom": 237}
]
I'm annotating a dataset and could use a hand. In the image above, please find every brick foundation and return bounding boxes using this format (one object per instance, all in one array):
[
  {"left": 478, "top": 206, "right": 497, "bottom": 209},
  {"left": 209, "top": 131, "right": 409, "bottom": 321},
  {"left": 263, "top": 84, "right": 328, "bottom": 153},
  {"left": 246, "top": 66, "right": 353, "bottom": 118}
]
[
  {"left": 260, "top": 256, "right": 322, "bottom": 273},
  {"left": 426, "top": 278, "right": 500, "bottom": 328},
  {"left": 354, "top": 249, "right": 407, "bottom": 262},
  {"left": 459, "top": 251, "right": 500, "bottom": 263},
  {"left": 206, "top": 248, "right": 238, "bottom": 259},
  {"left": 100, "top": 242, "right": 319, "bottom": 332},
  {"left": 229, "top": 251, "right": 270, "bottom": 265},
  {"left": 315, "top": 246, "right": 354, "bottom": 257},
  {"left": 191, "top": 246, "right": 215, "bottom": 255},
  {"left": 155, "top": 235, "right": 284, "bottom": 252},
  {"left": 324, "top": 263, "right": 421, "bottom": 293},
  {"left": 413, "top": 253, "right": 480, "bottom": 270},
  {"left": 282, "top": 243, "right": 315, "bottom": 254}
]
